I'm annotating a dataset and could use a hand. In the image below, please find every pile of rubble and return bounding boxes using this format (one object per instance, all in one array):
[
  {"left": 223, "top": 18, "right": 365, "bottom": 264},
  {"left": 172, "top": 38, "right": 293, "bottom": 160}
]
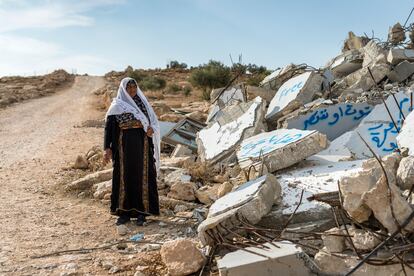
[
  {"left": 0, "top": 69, "right": 74, "bottom": 108},
  {"left": 66, "top": 22, "right": 414, "bottom": 275}
]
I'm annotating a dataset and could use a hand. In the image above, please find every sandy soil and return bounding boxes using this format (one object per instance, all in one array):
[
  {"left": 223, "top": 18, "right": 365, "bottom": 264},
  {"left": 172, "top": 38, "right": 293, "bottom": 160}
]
[{"left": 0, "top": 76, "right": 180, "bottom": 276}]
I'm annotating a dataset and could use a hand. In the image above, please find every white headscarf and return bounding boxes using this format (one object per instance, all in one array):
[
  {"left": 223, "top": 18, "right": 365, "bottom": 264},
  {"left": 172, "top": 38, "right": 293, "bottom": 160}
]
[{"left": 106, "top": 77, "right": 161, "bottom": 174}]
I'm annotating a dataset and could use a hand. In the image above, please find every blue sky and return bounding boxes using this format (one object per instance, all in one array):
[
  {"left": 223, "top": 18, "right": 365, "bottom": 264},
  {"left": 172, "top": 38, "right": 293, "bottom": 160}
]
[{"left": 0, "top": 0, "right": 413, "bottom": 76}]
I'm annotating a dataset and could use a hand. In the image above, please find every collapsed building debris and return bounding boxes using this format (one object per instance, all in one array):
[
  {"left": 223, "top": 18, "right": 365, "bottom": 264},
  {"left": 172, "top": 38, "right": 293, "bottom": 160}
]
[
  {"left": 197, "top": 96, "right": 266, "bottom": 164},
  {"left": 162, "top": 117, "right": 205, "bottom": 152},
  {"left": 265, "top": 71, "right": 324, "bottom": 126}
]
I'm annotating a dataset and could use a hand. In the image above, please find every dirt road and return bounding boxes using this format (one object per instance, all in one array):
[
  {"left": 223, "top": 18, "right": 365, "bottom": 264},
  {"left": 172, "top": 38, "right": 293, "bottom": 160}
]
[{"left": 0, "top": 76, "right": 143, "bottom": 275}]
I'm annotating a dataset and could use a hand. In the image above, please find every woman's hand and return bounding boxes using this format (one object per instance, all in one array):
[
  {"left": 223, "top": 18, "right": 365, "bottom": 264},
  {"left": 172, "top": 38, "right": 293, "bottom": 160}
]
[
  {"left": 103, "top": 148, "right": 112, "bottom": 165},
  {"left": 146, "top": 126, "right": 154, "bottom": 137}
]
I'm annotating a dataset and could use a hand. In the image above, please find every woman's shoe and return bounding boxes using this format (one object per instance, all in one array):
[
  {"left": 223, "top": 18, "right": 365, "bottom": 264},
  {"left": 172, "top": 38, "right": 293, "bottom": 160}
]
[
  {"left": 136, "top": 214, "right": 146, "bottom": 226},
  {"left": 116, "top": 215, "right": 130, "bottom": 225}
]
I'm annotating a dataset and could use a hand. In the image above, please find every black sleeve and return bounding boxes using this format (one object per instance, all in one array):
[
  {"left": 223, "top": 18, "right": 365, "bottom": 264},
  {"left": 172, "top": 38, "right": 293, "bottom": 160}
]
[{"left": 104, "top": 115, "right": 117, "bottom": 149}]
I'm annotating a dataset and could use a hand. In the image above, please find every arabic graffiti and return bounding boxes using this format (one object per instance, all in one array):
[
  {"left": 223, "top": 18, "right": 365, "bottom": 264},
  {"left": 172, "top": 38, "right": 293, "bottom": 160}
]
[
  {"left": 278, "top": 81, "right": 304, "bottom": 101},
  {"left": 303, "top": 104, "right": 372, "bottom": 130},
  {"left": 238, "top": 132, "right": 305, "bottom": 159},
  {"left": 367, "top": 96, "right": 413, "bottom": 153}
]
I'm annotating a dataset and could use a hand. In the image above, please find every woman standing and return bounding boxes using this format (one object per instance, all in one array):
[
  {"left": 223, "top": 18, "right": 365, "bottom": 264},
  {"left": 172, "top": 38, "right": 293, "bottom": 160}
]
[{"left": 103, "top": 77, "right": 161, "bottom": 226}]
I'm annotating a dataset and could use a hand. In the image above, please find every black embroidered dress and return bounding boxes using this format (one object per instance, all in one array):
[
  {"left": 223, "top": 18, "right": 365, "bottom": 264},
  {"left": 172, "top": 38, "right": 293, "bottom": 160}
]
[{"left": 104, "top": 94, "right": 159, "bottom": 217}]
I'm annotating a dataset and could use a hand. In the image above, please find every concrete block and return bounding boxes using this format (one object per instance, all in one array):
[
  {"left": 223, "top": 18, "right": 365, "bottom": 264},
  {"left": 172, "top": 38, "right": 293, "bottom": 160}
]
[
  {"left": 217, "top": 241, "right": 312, "bottom": 276},
  {"left": 387, "top": 60, "right": 414, "bottom": 82},
  {"left": 327, "top": 50, "right": 363, "bottom": 78},
  {"left": 197, "top": 174, "right": 280, "bottom": 246},
  {"left": 397, "top": 110, "right": 414, "bottom": 155},
  {"left": 387, "top": 48, "right": 414, "bottom": 65},
  {"left": 237, "top": 129, "right": 328, "bottom": 173},
  {"left": 265, "top": 71, "right": 323, "bottom": 124}
]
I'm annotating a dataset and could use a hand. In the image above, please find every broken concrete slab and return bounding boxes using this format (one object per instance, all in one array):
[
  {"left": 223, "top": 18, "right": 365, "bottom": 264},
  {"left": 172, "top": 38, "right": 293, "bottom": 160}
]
[
  {"left": 197, "top": 174, "right": 280, "bottom": 246},
  {"left": 345, "top": 90, "right": 413, "bottom": 158},
  {"left": 363, "top": 175, "right": 414, "bottom": 233},
  {"left": 217, "top": 241, "right": 312, "bottom": 276},
  {"left": 245, "top": 85, "right": 275, "bottom": 104},
  {"left": 397, "top": 110, "right": 414, "bottom": 155},
  {"left": 321, "top": 227, "right": 346, "bottom": 253},
  {"left": 387, "top": 48, "right": 414, "bottom": 65},
  {"left": 265, "top": 71, "right": 323, "bottom": 124},
  {"left": 387, "top": 60, "right": 414, "bottom": 83},
  {"left": 361, "top": 40, "right": 387, "bottom": 67},
  {"left": 207, "top": 84, "right": 247, "bottom": 123},
  {"left": 339, "top": 153, "right": 401, "bottom": 223},
  {"left": 342, "top": 62, "right": 390, "bottom": 91},
  {"left": 197, "top": 96, "right": 266, "bottom": 164},
  {"left": 260, "top": 63, "right": 306, "bottom": 91},
  {"left": 236, "top": 128, "right": 328, "bottom": 173},
  {"left": 283, "top": 102, "right": 373, "bottom": 141},
  {"left": 259, "top": 159, "right": 363, "bottom": 229},
  {"left": 326, "top": 50, "right": 363, "bottom": 78}
]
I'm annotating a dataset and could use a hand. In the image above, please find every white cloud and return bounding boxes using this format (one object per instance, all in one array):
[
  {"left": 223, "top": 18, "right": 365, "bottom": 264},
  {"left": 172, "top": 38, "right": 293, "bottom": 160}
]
[{"left": 0, "top": 0, "right": 123, "bottom": 76}]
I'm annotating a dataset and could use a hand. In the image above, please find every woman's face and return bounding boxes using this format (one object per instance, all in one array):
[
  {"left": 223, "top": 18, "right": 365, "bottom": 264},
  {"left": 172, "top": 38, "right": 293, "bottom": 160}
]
[{"left": 126, "top": 82, "right": 138, "bottom": 96}]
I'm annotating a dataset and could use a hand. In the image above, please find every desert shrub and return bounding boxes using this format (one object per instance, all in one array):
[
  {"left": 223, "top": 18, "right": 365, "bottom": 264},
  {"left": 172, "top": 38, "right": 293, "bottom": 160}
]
[
  {"left": 139, "top": 76, "right": 166, "bottom": 90},
  {"left": 183, "top": 86, "right": 192, "bottom": 97},
  {"left": 168, "top": 60, "right": 188, "bottom": 69},
  {"left": 167, "top": 83, "right": 181, "bottom": 93},
  {"left": 190, "top": 60, "right": 231, "bottom": 100}
]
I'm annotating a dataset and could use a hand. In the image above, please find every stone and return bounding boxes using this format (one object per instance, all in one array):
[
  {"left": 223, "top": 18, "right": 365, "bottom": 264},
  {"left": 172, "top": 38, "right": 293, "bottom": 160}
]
[
  {"left": 217, "top": 181, "right": 233, "bottom": 198},
  {"left": 283, "top": 102, "right": 373, "bottom": 141},
  {"left": 387, "top": 48, "right": 414, "bottom": 65},
  {"left": 168, "top": 182, "right": 197, "bottom": 201},
  {"left": 159, "top": 196, "right": 199, "bottom": 211},
  {"left": 265, "top": 71, "right": 323, "bottom": 124},
  {"left": 363, "top": 175, "right": 414, "bottom": 233},
  {"left": 388, "top": 22, "right": 406, "bottom": 45},
  {"left": 163, "top": 169, "right": 191, "bottom": 187},
  {"left": 73, "top": 155, "right": 88, "bottom": 169},
  {"left": 195, "top": 185, "right": 219, "bottom": 205},
  {"left": 65, "top": 168, "right": 113, "bottom": 191},
  {"left": 174, "top": 204, "right": 188, "bottom": 213},
  {"left": 321, "top": 227, "right": 346, "bottom": 253},
  {"left": 197, "top": 174, "right": 281, "bottom": 245},
  {"left": 160, "top": 239, "right": 205, "bottom": 276},
  {"left": 197, "top": 96, "right": 266, "bottom": 164},
  {"left": 387, "top": 61, "right": 414, "bottom": 83},
  {"left": 117, "top": 224, "right": 129, "bottom": 236},
  {"left": 217, "top": 241, "right": 311, "bottom": 276},
  {"left": 397, "top": 111, "right": 414, "bottom": 155},
  {"left": 345, "top": 90, "right": 413, "bottom": 158},
  {"left": 160, "top": 113, "right": 185, "bottom": 122},
  {"left": 93, "top": 180, "right": 112, "bottom": 199},
  {"left": 315, "top": 250, "right": 414, "bottom": 275},
  {"left": 237, "top": 129, "right": 328, "bottom": 173},
  {"left": 347, "top": 227, "right": 381, "bottom": 251},
  {"left": 339, "top": 153, "right": 401, "bottom": 222},
  {"left": 397, "top": 156, "right": 414, "bottom": 190},
  {"left": 171, "top": 144, "right": 193, "bottom": 158}
]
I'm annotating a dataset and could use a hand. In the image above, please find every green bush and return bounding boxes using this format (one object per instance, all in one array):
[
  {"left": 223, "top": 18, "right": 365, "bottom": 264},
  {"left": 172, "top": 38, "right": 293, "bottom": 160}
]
[
  {"left": 139, "top": 76, "right": 166, "bottom": 90},
  {"left": 168, "top": 60, "right": 188, "bottom": 69},
  {"left": 190, "top": 60, "right": 231, "bottom": 99},
  {"left": 167, "top": 83, "right": 182, "bottom": 93},
  {"left": 183, "top": 86, "right": 192, "bottom": 97}
]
